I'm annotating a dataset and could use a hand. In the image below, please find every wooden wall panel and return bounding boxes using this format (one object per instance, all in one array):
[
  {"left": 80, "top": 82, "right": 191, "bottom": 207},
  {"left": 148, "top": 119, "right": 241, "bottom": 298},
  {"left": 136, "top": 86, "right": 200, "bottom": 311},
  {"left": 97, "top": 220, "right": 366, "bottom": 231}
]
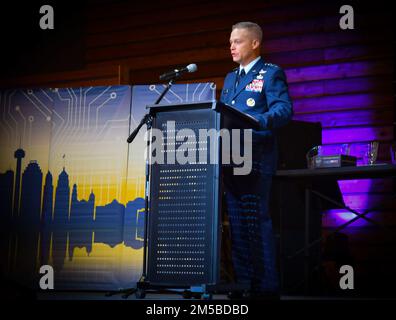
[{"left": 0, "top": 65, "right": 121, "bottom": 88}]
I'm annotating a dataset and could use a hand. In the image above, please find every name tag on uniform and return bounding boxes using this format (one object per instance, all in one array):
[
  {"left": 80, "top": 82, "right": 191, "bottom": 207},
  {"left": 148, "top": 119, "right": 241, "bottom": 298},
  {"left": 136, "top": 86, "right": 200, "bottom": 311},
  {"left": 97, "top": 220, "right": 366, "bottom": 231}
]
[{"left": 245, "top": 79, "right": 264, "bottom": 92}]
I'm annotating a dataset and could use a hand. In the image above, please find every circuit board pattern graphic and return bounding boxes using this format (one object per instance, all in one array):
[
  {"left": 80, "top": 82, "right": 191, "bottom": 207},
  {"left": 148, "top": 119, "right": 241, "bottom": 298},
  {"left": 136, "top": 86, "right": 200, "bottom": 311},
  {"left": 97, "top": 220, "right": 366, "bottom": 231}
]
[{"left": 0, "top": 83, "right": 215, "bottom": 290}]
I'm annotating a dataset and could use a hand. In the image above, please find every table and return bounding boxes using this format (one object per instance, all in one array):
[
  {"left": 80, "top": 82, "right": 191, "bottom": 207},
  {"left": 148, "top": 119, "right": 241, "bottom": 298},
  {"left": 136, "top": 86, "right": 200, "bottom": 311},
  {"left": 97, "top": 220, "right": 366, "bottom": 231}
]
[{"left": 273, "top": 164, "right": 396, "bottom": 294}]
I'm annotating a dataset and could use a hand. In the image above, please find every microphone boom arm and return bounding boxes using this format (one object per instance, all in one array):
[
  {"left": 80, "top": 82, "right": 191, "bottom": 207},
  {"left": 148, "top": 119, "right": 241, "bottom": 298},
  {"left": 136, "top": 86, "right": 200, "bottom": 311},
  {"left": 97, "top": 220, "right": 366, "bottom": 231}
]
[{"left": 154, "top": 79, "right": 174, "bottom": 104}]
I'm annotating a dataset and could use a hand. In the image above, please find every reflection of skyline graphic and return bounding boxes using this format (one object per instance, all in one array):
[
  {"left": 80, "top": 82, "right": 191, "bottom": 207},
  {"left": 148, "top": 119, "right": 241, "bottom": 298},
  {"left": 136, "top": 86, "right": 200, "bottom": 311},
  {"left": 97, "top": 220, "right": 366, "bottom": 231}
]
[{"left": 0, "top": 148, "right": 145, "bottom": 280}]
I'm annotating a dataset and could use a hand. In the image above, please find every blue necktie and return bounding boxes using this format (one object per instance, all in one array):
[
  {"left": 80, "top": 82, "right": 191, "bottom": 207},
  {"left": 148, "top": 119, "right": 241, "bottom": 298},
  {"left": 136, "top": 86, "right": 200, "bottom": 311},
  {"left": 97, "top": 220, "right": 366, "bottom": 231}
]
[{"left": 235, "top": 69, "right": 246, "bottom": 88}]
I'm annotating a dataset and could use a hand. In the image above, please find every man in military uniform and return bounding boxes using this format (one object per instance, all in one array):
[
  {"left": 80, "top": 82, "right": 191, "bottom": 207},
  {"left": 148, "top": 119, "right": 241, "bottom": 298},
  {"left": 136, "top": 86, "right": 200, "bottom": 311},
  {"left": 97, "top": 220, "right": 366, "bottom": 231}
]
[{"left": 220, "top": 21, "right": 293, "bottom": 296}]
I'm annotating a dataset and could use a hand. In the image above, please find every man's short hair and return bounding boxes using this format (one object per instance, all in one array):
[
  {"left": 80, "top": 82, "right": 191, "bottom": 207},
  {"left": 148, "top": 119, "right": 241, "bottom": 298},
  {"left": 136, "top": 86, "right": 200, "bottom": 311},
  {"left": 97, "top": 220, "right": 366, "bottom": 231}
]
[{"left": 232, "top": 21, "right": 263, "bottom": 43}]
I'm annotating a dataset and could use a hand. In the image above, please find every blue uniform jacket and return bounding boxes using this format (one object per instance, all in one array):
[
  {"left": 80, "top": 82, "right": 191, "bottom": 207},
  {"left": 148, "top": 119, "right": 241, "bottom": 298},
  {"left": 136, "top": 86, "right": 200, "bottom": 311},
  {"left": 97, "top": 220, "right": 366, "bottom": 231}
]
[{"left": 220, "top": 57, "right": 293, "bottom": 174}]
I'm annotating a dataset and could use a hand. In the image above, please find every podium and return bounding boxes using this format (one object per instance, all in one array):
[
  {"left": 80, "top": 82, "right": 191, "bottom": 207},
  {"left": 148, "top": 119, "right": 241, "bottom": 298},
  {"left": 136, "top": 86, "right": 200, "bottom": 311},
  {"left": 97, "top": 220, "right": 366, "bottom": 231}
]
[{"left": 137, "top": 101, "right": 260, "bottom": 298}]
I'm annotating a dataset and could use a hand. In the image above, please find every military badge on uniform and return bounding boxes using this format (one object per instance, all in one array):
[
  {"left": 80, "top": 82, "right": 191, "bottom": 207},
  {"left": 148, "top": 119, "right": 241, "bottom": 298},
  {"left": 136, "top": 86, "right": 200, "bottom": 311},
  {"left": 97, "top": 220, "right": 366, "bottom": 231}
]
[
  {"left": 246, "top": 98, "right": 256, "bottom": 107},
  {"left": 259, "top": 69, "right": 267, "bottom": 74},
  {"left": 245, "top": 79, "right": 264, "bottom": 93}
]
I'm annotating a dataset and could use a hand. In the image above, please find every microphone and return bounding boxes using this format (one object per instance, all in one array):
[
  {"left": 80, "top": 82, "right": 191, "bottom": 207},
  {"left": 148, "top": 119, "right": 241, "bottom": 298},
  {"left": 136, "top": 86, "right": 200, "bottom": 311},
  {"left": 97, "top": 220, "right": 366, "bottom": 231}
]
[{"left": 159, "top": 63, "right": 197, "bottom": 81}]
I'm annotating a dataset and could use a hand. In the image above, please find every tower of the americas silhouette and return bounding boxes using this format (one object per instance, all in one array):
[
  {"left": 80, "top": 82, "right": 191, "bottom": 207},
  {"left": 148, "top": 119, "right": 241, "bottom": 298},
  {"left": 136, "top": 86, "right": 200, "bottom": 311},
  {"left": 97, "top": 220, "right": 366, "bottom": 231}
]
[
  {"left": 42, "top": 171, "right": 54, "bottom": 226},
  {"left": 53, "top": 168, "right": 70, "bottom": 227},
  {"left": 13, "top": 148, "right": 25, "bottom": 217}
]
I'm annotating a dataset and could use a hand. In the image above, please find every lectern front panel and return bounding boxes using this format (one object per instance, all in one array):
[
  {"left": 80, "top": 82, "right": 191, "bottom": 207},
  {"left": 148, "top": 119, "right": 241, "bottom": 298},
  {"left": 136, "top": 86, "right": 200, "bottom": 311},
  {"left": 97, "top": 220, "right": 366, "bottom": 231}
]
[{"left": 147, "top": 107, "right": 221, "bottom": 286}]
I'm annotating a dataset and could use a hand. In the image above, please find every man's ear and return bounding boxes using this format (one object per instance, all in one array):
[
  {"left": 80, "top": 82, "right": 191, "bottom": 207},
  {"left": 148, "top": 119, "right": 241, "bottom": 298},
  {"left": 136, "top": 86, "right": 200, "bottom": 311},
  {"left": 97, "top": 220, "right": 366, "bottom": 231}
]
[{"left": 252, "top": 39, "right": 260, "bottom": 50}]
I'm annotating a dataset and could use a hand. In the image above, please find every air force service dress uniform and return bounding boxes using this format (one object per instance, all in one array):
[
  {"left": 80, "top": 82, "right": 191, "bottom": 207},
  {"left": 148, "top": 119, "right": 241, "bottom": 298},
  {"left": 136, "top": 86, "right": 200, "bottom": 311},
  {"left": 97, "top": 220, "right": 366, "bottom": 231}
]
[{"left": 220, "top": 57, "right": 293, "bottom": 293}]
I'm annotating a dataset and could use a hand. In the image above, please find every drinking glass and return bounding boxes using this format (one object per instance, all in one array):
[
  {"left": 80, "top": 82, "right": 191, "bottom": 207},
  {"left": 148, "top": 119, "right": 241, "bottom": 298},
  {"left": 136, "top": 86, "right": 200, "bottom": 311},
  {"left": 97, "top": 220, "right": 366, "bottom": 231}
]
[{"left": 364, "top": 141, "right": 379, "bottom": 165}]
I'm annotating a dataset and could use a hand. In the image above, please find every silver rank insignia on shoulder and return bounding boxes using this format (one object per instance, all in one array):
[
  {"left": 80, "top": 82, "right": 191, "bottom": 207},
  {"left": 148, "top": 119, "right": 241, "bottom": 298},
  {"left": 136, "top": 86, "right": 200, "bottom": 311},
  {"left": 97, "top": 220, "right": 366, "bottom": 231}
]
[{"left": 264, "top": 62, "right": 279, "bottom": 68}]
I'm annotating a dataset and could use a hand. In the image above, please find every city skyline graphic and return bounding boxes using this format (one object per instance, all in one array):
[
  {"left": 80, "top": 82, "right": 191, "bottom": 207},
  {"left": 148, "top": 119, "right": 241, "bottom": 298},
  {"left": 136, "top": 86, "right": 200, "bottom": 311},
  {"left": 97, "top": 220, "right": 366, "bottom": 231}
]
[{"left": 0, "top": 83, "right": 216, "bottom": 290}]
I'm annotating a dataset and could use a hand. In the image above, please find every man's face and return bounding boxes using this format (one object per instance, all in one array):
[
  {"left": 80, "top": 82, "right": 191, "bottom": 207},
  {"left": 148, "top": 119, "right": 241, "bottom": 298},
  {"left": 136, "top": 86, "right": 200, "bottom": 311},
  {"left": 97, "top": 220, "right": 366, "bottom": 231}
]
[{"left": 229, "top": 28, "right": 259, "bottom": 66}]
